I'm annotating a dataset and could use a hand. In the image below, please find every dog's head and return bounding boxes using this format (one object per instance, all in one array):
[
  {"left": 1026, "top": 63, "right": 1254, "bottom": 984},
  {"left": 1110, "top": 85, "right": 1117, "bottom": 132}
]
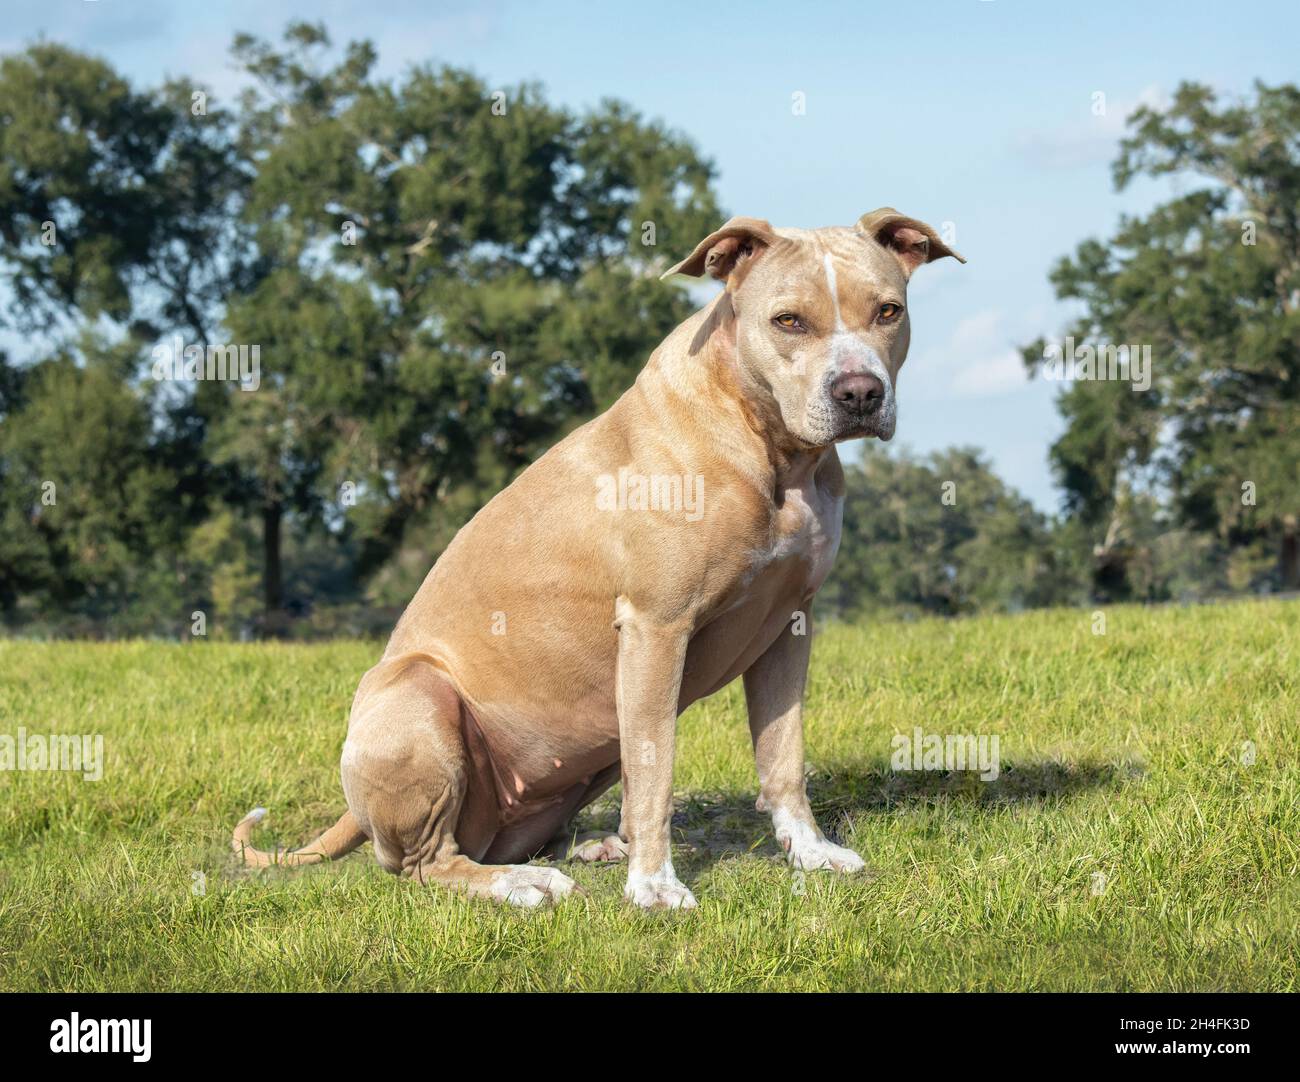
[{"left": 663, "top": 209, "right": 964, "bottom": 447}]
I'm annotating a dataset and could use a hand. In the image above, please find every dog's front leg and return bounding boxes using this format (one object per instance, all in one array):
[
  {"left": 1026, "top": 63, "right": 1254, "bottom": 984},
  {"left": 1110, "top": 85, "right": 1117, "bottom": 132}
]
[
  {"left": 743, "top": 612, "right": 865, "bottom": 874},
  {"left": 614, "top": 599, "right": 696, "bottom": 910}
]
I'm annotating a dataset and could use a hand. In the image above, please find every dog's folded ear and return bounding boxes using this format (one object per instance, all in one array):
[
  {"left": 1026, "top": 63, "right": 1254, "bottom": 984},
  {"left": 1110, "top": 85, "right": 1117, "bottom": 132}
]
[
  {"left": 660, "top": 216, "right": 778, "bottom": 282},
  {"left": 856, "top": 208, "right": 966, "bottom": 276}
]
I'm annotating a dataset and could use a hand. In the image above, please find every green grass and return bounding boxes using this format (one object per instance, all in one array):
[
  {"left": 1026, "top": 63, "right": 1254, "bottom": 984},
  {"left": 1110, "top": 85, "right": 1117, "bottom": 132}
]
[{"left": 1, "top": 600, "right": 1296, "bottom": 991}]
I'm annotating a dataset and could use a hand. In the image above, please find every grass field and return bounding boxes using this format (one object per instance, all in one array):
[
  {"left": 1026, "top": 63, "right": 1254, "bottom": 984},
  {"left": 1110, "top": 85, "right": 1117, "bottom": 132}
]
[{"left": 1, "top": 600, "right": 1296, "bottom": 992}]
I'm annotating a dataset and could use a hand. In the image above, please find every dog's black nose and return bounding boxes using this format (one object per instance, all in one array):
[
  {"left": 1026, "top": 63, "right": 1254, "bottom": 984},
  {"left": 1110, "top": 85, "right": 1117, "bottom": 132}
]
[{"left": 831, "top": 372, "right": 885, "bottom": 413}]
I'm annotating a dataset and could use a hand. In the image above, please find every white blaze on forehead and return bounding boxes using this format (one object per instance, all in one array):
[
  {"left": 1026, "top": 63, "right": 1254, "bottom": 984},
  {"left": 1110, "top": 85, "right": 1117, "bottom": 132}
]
[
  {"left": 822, "top": 252, "right": 845, "bottom": 331},
  {"left": 819, "top": 249, "right": 891, "bottom": 389}
]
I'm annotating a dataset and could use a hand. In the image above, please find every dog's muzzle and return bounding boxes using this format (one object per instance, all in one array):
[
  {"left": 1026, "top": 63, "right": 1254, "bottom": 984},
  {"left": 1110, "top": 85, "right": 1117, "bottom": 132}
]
[
  {"left": 830, "top": 372, "right": 885, "bottom": 414},
  {"left": 826, "top": 369, "right": 896, "bottom": 440}
]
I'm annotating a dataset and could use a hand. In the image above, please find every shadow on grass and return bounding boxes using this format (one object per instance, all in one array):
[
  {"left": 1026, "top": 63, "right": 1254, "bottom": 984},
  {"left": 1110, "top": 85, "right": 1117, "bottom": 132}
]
[
  {"left": 576, "top": 758, "right": 1134, "bottom": 876},
  {"left": 811, "top": 757, "right": 1134, "bottom": 816}
]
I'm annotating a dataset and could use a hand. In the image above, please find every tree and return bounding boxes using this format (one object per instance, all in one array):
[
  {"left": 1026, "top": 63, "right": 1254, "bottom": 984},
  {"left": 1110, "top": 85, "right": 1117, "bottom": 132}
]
[
  {"left": 0, "top": 340, "right": 195, "bottom": 630},
  {"left": 821, "top": 445, "right": 1072, "bottom": 619},
  {"left": 223, "top": 22, "right": 721, "bottom": 616},
  {"left": 0, "top": 42, "right": 251, "bottom": 343},
  {"left": 1026, "top": 82, "right": 1300, "bottom": 596},
  {"left": 0, "top": 27, "right": 724, "bottom": 634}
]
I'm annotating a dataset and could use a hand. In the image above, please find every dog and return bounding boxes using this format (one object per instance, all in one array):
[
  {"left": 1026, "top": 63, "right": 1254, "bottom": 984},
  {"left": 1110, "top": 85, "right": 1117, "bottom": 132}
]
[{"left": 233, "top": 208, "right": 963, "bottom": 909}]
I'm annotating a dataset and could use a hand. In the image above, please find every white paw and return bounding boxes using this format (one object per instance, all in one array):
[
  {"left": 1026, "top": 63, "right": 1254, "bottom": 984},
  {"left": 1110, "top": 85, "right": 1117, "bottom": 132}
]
[
  {"left": 787, "top": 836, "right": 865, "bottom": 873},
  {"left": 568, "top": 834, "right": 630, "bottom": 863},
  {"left": 773, "top": 808, "right": 865, "bottom": 873},
  {"left": 489, "top": 865, "right": 579, "bottom": 908},
  {"left": 624, "top": 863, "right": 697, "bottom": 910}
]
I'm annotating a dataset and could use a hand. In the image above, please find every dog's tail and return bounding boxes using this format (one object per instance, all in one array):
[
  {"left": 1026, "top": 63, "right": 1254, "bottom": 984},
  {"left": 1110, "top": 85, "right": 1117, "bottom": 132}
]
[{"left": 231, "top": 806, "right": 367, "bottom": 868}]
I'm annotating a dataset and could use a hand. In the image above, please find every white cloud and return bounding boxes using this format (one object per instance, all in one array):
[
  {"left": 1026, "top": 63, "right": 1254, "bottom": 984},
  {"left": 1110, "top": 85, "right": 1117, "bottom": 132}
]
[
  {"left": 904, "top": 306, "right": 1043, "bottom": 400},
  {"left": 1012, "top": 84, "right": 1168, "bottom": 170},
  {"left": 951, "top": 345, "right": 1027, "bottom": 396}
]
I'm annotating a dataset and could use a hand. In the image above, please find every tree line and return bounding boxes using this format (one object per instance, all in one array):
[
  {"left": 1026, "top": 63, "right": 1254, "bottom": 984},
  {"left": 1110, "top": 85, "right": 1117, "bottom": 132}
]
[{"left": 0, "top": 24, "right": 1295, "bottom": 637}]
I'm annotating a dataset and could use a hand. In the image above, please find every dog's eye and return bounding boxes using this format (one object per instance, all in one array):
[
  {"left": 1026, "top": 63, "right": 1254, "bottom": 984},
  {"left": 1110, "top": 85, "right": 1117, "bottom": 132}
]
[
  {"left": 773, "top": 313, "right": 803, "bottom": 331},
  {"left": 878, "top": 302, "right": 903, "bottom": 322}
]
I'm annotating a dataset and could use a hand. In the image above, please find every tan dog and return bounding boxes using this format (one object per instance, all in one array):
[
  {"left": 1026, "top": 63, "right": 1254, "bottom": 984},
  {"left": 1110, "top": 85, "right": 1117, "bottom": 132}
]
[{"left": 233, "top": 209, "right": 963, "bottom": 909}]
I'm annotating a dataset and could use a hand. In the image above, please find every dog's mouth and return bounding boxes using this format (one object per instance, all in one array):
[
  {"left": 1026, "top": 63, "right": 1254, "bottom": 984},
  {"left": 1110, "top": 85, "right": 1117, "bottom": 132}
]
[
  {"left": 800, "top": 387, "right": 897, "bottom": 447},
  {"left": 860, "top": 412, "right": 897, "bottom": 441},
  {"left": 832, "top": 404, "right": 896, "bottom": 443},
  {"left": 811, "top": 372, "right": 897, "bottom": 444}
]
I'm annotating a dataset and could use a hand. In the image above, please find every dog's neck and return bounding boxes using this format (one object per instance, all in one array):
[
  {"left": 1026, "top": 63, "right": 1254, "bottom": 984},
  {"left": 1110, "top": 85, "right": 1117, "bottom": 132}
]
[{"left": 643, "top": 292, "right": 832, "bottom": 496}]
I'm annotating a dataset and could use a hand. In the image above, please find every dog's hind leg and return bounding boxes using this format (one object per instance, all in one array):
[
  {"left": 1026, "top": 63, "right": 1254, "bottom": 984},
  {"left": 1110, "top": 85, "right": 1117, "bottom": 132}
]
[
  {"left": 343, "top": 653, "right": 579, "bottom": 907},
  {"left": 566, "top": 832, "right": 630, "bottom": 863},
  {"left": 531, "top": 762, "right": 630, "bottom": 863}
]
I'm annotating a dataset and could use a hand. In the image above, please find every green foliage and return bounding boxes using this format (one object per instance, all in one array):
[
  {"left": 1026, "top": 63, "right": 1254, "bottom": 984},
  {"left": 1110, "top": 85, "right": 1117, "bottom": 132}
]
[
  {"left": 1030, "top": 81, "right": 1300, "bottom": 596},
  {"left": 0, "top": 341, "right": 189, "bottom": 627},
  {"left": 217, "top": 22, "right": 720, "bottom": 605},
  {"left": 0, "top": 26, "right": 720, "bottom": 631},
  {"left": 187, "top": 511, "right": 262, "bottom": 638},
  {"left": 4, "top": 29, "right": 1296, "bottom": 632},
  {"left": 822, "top": 445, "right": 1078, "bottom": 618},
  {"left": 0, "top": 43, "right": 249, "bottom": 339}
]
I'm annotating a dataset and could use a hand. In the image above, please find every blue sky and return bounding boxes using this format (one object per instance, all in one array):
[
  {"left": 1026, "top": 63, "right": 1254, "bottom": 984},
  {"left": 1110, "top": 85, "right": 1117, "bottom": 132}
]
[{"left": 6, "top": 0, "right": 1299, "bottom": 510}]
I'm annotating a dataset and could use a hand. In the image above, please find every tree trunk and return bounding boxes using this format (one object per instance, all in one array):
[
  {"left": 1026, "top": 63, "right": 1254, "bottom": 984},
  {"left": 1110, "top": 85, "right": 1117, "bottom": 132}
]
[
  {"left": 1282, "top": 514, "right": 1299, "bottom": 591},
  {"left": 1092, "top": 511, "right": 1132, "bottom": 602},
  {"left": 262, "top": 500, "right": 286, "bottom": 637}
]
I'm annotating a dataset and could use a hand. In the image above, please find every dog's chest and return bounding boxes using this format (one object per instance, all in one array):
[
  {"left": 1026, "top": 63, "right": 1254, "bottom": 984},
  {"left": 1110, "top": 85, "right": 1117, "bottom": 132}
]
[
  {"left": 744, "top": 471, "right": 843, "bottom": 599},
  {"left": 681, "top": 469, "right": 842, "bottom": 703}
]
